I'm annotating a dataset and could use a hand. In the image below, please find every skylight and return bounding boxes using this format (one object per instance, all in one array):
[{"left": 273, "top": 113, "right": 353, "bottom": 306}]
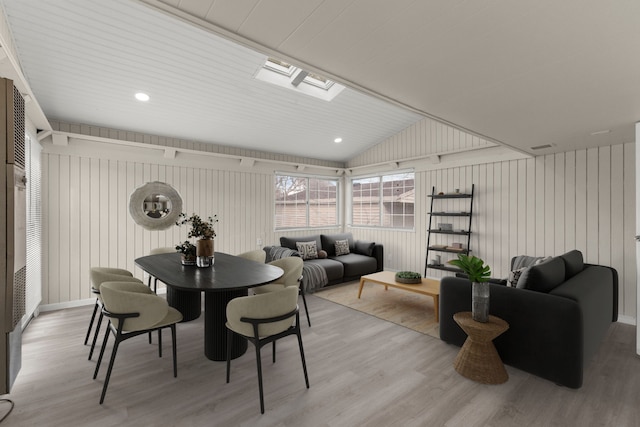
[{"left": 256, "top": 57, "right": 345, "bottom": 101}]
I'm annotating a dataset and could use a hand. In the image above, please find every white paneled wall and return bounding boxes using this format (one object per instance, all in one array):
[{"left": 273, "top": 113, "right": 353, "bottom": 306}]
[
  {"left": 348, "top": 117, "right": 635, "bottom": 321},
  {"left": 41, "top": 120, "right": 636, "bottom": 322}
]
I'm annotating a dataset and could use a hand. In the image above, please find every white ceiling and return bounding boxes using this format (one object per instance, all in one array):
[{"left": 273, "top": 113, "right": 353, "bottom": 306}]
[{"left": 2, "top": 0, "right": 639, "bottom": 163}]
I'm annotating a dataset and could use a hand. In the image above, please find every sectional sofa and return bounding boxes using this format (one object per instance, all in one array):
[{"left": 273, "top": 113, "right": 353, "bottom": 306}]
[
  {"left": 265, "top": 232, "right": 383, "bottom": 292},
  {"left": 439, "top": 249, "right": 618, "bottom": 388}
]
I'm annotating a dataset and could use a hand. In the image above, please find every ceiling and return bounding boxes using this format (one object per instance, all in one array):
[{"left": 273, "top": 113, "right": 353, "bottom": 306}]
[{"left": 2, "top": 0, "right": 639, "bottom": 163}]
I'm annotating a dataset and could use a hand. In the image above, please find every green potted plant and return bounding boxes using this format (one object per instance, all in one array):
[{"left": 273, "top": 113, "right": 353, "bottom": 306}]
[
  {"left": 448, "top": 254, "right": 492, "bottom": 322},
  {"left": 175, "top": 240, "right": 197, "bottom": 266},
  {"left": 176, "top": 213, "right": 218, "bottom": 267},
  {"left": 395, "top": 271, "right": 422, "bottom": 284}
]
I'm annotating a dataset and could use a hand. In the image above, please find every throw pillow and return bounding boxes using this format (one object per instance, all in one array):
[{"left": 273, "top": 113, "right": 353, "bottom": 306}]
[
  {"left": 318, "top": 250, "right": 328, "bottom": 259},
  {"left": 508, "top": 267, "right": 528, "bottom": 287},
  {"left": 354, "top": 240, "right": 375, "bottom": 257},
  {"left": 335, "top": 239, "right": 350, "bottom": 256},
  {"left": 296, "top": 241, "right": 318, "bottom": 260},
  {"left": 517, "top": 256, "right": 566, "bottom": 292}
]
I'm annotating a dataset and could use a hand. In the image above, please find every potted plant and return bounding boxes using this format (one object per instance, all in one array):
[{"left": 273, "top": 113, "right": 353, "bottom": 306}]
[
  {"left": 176, "top": 213, "right": 218, "bottom": 267},
  {"left": 175, "top": 240, "right": 197, "bottom": 266},
  {"left": 395, "top": 271, "right": 422, "bottom": 284},
  {"left": 448, "top": 254, "right": 492, "bottom": 322}
]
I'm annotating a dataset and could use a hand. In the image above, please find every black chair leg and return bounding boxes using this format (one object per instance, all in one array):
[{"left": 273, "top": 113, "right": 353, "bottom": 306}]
[
  {"left": 100, "top": 333, "right": 122, "bottom": 404},
  {"left": 297, "top": 329, "right": 310, "bottom": 389},
  {"left": 255, "top": 342, "right": 265, "bottom": 414},
  {"left": 300, "top": 289, "right": 311, "bottom": 327},
  {"left": 158, "top": 328, "right": 163, "bottom": 358},
  {"left": 226, "top": 329, "right": 232, "bottom": 383},
  {"left": 171, "top": 325, "right": 178, "bottom": 377},
  {"left": 88, "top": 311, "right": 104, "bottom": 360},
  {"left": 85, "top": 300, "right": 99, "bottom": 345},
  {"left": 93, "top": 323, "right": 111, "bottom": 380},
  {"left": 272, "top": 341, "right": 276, "bottom": 363}
]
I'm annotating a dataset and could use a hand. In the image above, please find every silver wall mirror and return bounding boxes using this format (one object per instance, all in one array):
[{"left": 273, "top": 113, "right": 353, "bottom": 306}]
[{"left": 129, "top": 181, "right": 182, "bottom": 230}]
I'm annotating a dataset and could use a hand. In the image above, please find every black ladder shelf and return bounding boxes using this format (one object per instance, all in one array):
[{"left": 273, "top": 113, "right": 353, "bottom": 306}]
[{"left": 424, "top": 184, "right": 475, "bottom": 276}]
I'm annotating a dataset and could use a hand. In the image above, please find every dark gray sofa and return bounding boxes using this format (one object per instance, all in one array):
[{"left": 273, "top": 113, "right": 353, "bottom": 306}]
[
  {"left": 439, "top": 250, "right": 618, "bottom": 388},
  {"left": 277, "top": 233, "right": 383, "bottom": 288}
]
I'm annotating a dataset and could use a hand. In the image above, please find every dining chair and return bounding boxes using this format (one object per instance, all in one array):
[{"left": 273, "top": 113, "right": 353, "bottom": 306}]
[
  {"left": 237, "top": 249, "right": 266, "bottom": 263},
  {"left": 252, "top": 257, "right": 311, "bottom": 326},
  {"left": 86, "top": 267, "right": 143, "bottom": 360},
  {"left": 225, "top": 286, "right": 309, "bottom": 413},
  {"left": 93, "top": 280, "right": 183, "bottom": 404},
  {"left": 148, "top": 247, "right": 176, "bottom": 292}
]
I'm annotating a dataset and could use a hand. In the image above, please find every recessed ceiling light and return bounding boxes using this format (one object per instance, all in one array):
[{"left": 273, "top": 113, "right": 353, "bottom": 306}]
[
  {"left": 590, "top": 129, "right": 611, "bottom": 136},
  {"left": 135, "top": 92, "right": 150, "bottom": 102},
  {"left": 334, "top": 137, "right": 343, "bottom": 143}
]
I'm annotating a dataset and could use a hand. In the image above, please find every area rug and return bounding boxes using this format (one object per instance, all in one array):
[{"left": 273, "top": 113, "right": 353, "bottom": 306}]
[{"left": 314, "top": 280, "right": 440, "bottom": 338}]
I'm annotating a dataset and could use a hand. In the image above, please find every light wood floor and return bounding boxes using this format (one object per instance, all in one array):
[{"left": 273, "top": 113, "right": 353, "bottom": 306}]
[{"left": 1, "top": 294, "right": 639, "bottom": 426}]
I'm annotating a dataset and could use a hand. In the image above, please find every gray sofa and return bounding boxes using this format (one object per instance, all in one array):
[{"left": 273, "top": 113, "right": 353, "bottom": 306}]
[
  {"left": 270, "top": 233, "right": 383, "bottom": 292},
  {"left": 439, "top": 250, "right": 618, "bottom": 388}
]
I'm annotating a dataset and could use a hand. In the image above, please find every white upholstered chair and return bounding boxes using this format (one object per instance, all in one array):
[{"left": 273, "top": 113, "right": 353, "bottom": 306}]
[
  {"left": 252, "top": 257, "right": 311, "bottom": 326},
  {"left": 86, "top": 267, "right": 143, "bottom": 360},
  {"left": 93, "top": 281, "right": 183, "bottom": 404},
  {"left": 225, "top": 286, "right": 309, "bottom": 413},
  {"left": 237, "top": 249, "right": 267, "bottom": 263},
  {"left": 148, "top": 247, "right": 176, "bottom": 292}
]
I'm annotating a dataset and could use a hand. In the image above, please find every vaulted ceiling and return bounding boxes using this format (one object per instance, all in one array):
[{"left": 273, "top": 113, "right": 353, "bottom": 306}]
[{"left": 2, "top": 0, "right": 639, "bottom": 163}]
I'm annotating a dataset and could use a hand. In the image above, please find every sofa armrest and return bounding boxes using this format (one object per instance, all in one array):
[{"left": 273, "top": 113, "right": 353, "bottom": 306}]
[
  {"left": 372, "top": 244, "right": 384, "bottom": 272},
  {"left": 440, "top": 276, "right": 585, "bottom": 388}
]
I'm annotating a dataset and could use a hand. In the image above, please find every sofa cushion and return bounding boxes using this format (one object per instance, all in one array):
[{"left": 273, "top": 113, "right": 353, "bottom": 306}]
[
  {"left": 321, "top": 233, "right": 354, "bottom": 257},
  {"left": 296, "top": 241, "right": 318, "bottom": 260},
  {"left": 280, "top": 235, "right": 321, "bottom": 251},
  {"left": 335, "top": 239, "right": 350, "bottom": 256},
  {"left": 509, "top": 255, "right": 550, "bottom": 287},
  {"left": 329, "top": 253, "right": 377, "bottom": 278},
  {"left": 354, "top": 240, "right": 375, "bottom": 257},
  {"left": 517, "top": 256, "right": 566, "bottom": 292},
  {"left": 304, "top": 258, "right": 344, "bottom": 282},
  {"left": 560, "top": 250, "right": 584, "bottom": 279}
]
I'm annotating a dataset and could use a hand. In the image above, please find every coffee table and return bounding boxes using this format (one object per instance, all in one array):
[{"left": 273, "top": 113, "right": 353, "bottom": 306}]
[{"left": 357, "top": 271, "right": 440, "bottom": 322}]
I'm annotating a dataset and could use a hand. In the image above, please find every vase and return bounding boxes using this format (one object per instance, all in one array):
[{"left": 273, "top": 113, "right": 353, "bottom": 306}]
[
  {"left": 472, "top": 281, "right": 490, "bottom": 322},
  {"left": 180, "top": 254, "right": 196, "bottom": 266},
  {"left": 196, "top": 238, "right": 214, "bottom": 267}
]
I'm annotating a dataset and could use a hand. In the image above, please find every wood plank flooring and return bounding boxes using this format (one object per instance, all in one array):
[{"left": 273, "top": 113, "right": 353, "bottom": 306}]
[{"left": 1, "top": 295, "right": 639, "bottom": 426}]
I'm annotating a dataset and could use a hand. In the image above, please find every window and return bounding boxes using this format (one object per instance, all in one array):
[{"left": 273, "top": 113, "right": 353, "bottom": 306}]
[
  {"left": 256, "top": 57, "right": 345, "bottom": 101},
  {"left": 351, "top": 172, "right": 414, "bottom": 229},
  {"left": 275, "top": 174, "right": 338, "bottom": 229}
]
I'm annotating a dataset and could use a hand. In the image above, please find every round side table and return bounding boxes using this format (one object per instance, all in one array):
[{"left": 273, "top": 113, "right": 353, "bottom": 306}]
[{"left": 453, "top": 311, "right": 509, "bottom": 384}]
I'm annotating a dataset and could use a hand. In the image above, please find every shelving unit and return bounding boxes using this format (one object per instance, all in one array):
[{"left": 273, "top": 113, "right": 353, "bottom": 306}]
[{"left": 424, "top": 184, "right": 475, "bottom": 276}]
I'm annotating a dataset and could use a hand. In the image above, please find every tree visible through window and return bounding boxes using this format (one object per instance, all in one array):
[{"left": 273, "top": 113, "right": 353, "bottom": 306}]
[
  {"left": 351, "top": 172, "right": 414, "bottom": 229},
  {"left": 275, "top": 175, "right": 338, "bottom": 229}
]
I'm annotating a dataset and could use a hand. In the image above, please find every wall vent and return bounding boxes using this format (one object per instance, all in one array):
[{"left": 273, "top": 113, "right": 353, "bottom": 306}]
[{"left": 530, "top": 144, "right": 553, "bottom": 150}]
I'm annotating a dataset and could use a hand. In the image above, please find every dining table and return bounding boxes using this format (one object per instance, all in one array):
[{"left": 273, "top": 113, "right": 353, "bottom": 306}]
[{"left": 135, "top": 252, "right": 283, "bottom": 361}]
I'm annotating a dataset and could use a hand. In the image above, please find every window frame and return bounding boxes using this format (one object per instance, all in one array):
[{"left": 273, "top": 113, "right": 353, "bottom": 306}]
[
  {"left": 274, "top": 173, "right": 340, "bottom": 231},
  {"left": 349, "top": 170, "right": 415, "bottom": 231}
]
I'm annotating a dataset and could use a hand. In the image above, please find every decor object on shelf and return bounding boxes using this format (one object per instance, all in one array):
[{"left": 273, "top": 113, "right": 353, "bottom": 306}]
[
  {"left": 129, "top": 181, "right": 183, "bottom": 230},
  {"left": 175, "top": 241, "right": 196, "bottom": 266},
  {"left": 394, "top": 271, "right": 422, "bottom": 284},
  {"left": 176, "top": 213, "right": 218, "bottom": 268},
  {"left": 448, "top": 254, "right": 491, "bottom": 322}
]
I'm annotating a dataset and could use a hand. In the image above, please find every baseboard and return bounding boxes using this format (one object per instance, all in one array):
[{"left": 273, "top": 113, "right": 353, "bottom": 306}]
[{"left": 617, "top": 314, "right": 636, "bottom": 326}]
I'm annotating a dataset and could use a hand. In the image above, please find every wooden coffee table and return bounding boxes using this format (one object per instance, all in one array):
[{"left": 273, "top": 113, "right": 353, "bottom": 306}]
[{"left": 357, "top": 271, "right": 440, "bottom": 321}]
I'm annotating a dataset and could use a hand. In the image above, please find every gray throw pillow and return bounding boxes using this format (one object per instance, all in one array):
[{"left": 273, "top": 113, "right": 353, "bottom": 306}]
[
  {"left": 296, "top": 241, "right": 318, "bottom": 260},
  {"left": 355, "top": 240, "right": 375, "bottom": 257},
  {"left": 335, "top": 239, "right": 350, "bottom": 256},
  {"left": 517, "top": 256, "right": 566, "bottom": 292}
]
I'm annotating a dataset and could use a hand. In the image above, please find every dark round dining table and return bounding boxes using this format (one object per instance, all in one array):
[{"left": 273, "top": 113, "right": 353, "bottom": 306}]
[{"left": 135, "top": 252, "right": 283, "bottom": 361}]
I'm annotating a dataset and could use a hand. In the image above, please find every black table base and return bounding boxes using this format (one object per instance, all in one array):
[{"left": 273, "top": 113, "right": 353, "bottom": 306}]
[
  {"left": 205, "top": 290, "right": 248, "bottom": 361},
  {"left": 166, "top": 288, "right": 201, "bottom": 322}
]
